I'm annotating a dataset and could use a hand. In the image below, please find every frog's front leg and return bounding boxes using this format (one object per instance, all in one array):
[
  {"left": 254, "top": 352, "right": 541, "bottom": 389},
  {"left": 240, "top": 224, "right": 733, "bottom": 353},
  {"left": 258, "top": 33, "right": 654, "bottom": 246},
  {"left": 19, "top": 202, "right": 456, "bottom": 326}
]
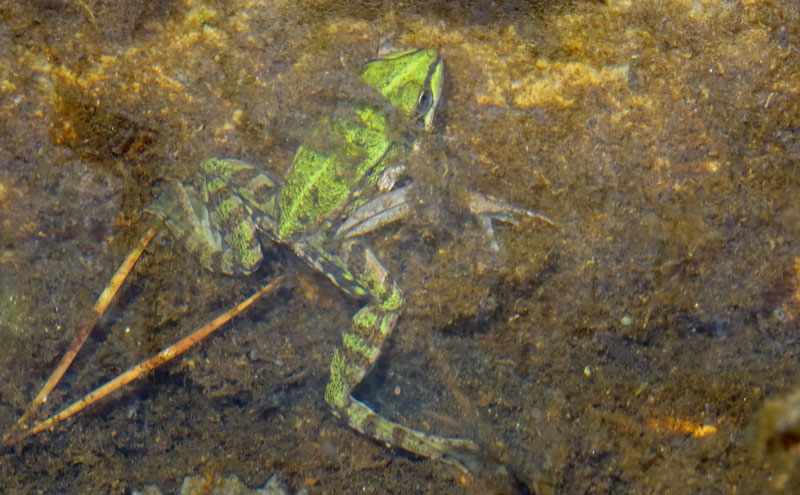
[
  {"left": 335, "top": 185, "right": 554, "bottom": 251},
  {"left": 296, "top": 239, "right": 481, "bottom": 473},
  {"left": 466, "top": 190, "right": 555, "bottom": 252},
  {"left": 335, "top": 187, "right": 410, "bottom": 240}
]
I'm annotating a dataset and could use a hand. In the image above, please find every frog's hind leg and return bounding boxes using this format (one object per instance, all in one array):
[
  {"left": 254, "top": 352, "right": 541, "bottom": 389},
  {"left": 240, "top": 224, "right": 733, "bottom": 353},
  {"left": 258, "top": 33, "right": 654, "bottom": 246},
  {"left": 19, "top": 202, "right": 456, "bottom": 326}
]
[
  {"left": 316, "top": 240, "right": 481, "bottom": 473},
  {"left": 145, "top": 159, "right": 275, "bottom": 276}
]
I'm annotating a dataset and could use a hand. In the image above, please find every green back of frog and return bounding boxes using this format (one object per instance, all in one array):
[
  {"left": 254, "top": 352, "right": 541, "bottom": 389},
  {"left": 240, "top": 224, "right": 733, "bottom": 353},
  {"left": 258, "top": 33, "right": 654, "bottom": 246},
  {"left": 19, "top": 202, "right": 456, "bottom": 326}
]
[{"left": 276, "top": 48, "right": 443, "bottom": 240}]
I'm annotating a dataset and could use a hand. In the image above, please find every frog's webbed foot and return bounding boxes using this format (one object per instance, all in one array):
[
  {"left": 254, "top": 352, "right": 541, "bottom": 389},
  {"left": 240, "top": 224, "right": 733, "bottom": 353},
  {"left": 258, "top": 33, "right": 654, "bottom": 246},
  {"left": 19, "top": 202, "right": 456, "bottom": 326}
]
[
  {"left": 396, "top": 428, "right": 543, "bottom": 495},
  {"left": 424, "top": 433, "right": 483, "bottom": 474},
  {"left": 466, "top": 190, "right": 554, "bottom": 252},
  {"left": 145, "top": 180, "right": 223, "bottom": 251},
  {"left": 339, "top": 398, "right": 483, "bottom": 474}
]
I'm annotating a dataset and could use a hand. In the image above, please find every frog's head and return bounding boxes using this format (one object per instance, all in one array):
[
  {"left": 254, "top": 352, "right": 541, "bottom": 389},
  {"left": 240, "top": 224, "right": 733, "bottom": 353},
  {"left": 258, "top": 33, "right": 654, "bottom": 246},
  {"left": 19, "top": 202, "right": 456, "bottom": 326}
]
[{"left": 360, "top": 48, "right": 444, "bottom": 131}]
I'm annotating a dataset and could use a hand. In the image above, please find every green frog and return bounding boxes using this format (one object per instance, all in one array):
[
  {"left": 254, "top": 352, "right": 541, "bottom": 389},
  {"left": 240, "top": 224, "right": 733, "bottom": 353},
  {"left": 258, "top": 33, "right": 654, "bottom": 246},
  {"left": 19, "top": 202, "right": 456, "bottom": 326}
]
[{"left": 145, "top": 48, "right": 551, "bottom": 475}]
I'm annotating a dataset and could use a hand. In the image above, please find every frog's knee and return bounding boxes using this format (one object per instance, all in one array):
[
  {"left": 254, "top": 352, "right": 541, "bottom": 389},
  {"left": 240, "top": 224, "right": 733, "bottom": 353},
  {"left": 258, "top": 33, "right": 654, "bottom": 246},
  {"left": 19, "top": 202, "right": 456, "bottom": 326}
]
[
  {"left": 217, "top": 248, "right": 263, "bottom": 276},
  {"left": 380, "top": 286, "right": 403, "bottom": 312}
]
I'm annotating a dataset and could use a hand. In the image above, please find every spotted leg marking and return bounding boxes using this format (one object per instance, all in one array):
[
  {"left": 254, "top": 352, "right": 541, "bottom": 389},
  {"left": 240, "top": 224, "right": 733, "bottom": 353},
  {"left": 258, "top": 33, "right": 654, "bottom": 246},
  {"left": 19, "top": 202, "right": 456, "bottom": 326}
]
[
  {"left": 145, "top": 158, "right": 281, "bottom": 276},
  {"left": 295, "top": 239, "right": 480, "bottom": 472}
]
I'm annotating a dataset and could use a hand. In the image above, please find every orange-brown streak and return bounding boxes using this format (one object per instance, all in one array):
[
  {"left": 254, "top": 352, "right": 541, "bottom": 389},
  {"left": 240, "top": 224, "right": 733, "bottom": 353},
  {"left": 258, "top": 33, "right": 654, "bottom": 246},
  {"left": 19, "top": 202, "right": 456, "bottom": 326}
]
[
  {"left": 3, "top": 226, "right": 158, "bottom": 445},
  {"left": 18, "top": 276, "right": 282, "bottom": 443}
]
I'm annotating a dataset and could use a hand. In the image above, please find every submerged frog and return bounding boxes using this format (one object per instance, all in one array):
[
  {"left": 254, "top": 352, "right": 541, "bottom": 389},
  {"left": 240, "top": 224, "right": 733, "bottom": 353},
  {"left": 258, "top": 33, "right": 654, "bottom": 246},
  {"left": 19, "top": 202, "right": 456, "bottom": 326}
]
[{"left": 146, "top": 48, "right": 550, "bottom": 474}]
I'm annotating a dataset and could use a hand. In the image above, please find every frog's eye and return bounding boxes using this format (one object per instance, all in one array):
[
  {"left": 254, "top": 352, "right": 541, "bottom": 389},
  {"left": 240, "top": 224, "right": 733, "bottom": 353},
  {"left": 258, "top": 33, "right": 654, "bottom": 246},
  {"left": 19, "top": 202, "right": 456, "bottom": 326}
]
[{"left": 416, "top": 87, "right": 433, "bottom": 115}]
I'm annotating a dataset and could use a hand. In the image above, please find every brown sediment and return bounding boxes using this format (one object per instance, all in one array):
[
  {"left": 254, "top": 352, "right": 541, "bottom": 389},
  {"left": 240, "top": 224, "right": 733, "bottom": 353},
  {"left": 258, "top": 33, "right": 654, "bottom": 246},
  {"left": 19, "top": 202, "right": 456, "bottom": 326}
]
[{"left": 0, "top": 0, "right": 798, "bottom": 493}]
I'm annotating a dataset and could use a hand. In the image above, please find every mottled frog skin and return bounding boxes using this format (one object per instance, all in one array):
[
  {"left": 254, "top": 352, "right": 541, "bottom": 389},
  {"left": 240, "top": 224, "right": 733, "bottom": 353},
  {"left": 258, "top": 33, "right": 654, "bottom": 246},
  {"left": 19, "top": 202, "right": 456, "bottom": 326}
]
[{"left": 146, "top": 48, "right": 548, "bottom": 474}]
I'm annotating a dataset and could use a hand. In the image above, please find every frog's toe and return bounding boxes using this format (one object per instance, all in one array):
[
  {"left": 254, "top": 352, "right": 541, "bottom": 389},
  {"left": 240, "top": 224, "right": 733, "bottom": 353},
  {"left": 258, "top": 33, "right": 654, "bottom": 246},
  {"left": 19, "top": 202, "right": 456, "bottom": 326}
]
[
  {"left": 474, "top": 213, "right": 502, "bottom": 252},
  {"left": 430, "top": 436, "right": 484, "bottom": 474}
]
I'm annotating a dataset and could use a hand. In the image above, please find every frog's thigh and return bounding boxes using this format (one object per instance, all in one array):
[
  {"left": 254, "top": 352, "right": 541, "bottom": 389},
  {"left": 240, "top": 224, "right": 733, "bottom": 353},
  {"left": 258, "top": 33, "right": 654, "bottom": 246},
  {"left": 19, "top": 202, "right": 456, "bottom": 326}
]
[
  {"left": 204, "top": 194, "right": 263, "bottom": 276},
  {"left": 146, "top": 181, "right": 263, "bottom": 276},
  {"left": 200, "top": 159, "right": 268, "bottom": 275},
  {"left": 324, "top": 241, "right": 404, "bottom": 410}
]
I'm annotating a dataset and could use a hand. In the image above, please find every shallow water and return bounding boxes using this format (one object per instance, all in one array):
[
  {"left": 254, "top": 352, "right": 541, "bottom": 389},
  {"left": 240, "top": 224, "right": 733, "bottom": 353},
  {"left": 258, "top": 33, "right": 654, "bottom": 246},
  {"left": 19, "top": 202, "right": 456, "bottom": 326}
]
[{"left": 1, "top": 0, "right": 799, "bottom": 493}]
